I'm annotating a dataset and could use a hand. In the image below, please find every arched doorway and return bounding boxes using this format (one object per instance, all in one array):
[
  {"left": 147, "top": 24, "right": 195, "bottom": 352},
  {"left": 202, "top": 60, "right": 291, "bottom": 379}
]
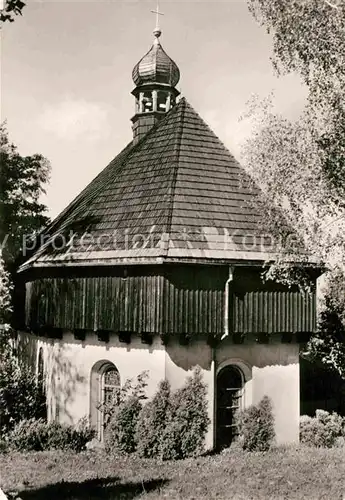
[{"left": 216, "top": 365, "right": 244, "bottom": 449}]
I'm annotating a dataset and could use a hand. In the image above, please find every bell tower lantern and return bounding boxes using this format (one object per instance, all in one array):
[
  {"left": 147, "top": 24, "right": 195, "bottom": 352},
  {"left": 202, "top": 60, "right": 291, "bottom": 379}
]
[{"left": 131, "top": 6, "right": 180, "bottom": 144}]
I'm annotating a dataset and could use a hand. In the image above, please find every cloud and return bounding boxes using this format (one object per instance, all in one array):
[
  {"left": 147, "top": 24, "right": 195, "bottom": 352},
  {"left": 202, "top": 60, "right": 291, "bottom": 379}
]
[{"left": 39, "top": 99, "right": 109, "bottom": 141}]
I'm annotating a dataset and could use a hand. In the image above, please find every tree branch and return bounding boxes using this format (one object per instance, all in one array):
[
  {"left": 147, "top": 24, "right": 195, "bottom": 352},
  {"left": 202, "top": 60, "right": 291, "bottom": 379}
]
[{"left": 322, "top": 0, "right": 339, "bottom": 9}]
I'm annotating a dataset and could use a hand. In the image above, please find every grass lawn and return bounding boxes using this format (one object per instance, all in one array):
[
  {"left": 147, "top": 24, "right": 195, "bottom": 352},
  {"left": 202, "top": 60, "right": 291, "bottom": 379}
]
[{"left": 0, "top": 447, "right": 344, "bottom": 499}]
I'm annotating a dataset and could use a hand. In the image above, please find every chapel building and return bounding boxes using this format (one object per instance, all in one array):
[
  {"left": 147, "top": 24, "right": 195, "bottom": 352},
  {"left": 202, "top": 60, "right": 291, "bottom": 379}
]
[{"left": 17, "top": 21, "right": 318, "bottom": 449}]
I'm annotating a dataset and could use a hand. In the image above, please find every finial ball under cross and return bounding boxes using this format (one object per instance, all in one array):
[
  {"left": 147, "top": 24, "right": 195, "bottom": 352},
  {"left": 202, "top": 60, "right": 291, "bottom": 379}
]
[{"left": 151, "top": 1, "right": 164, "bottom": 38}]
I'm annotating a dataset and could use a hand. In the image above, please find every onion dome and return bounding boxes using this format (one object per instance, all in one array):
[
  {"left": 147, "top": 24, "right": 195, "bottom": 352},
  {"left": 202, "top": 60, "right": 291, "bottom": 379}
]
[{"left": 132, "top": 35, "right": 180, "bottom": 88}]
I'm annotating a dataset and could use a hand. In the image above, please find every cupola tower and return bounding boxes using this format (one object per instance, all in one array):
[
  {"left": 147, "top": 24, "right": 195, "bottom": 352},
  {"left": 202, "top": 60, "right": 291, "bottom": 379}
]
[{"left": 131, "top": 4, "right": 180, "bottom": 143}]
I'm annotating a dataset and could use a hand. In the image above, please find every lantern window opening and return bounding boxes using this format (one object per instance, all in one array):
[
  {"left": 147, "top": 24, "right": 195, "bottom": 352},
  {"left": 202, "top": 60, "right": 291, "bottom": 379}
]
[{"left": 142, "top": 91, "right": 153, "bottom": 112}]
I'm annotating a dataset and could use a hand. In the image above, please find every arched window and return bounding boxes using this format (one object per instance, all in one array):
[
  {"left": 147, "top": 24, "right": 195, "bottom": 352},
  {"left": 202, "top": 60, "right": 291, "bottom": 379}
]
[
  {"left": 90, "top": 361, "right": 120, "bottom": 440},
  {"left": 101, "top": 366, "right": 120, "bottom": 410},
  {"left": 37, "top": 347, "right": 44, "bottom": 380},
  {"left": 216, "top": 365, "right": 244, "bottom": 450},
  {"left": 36, "top": 347, "right": 47, "bottom": 419}
]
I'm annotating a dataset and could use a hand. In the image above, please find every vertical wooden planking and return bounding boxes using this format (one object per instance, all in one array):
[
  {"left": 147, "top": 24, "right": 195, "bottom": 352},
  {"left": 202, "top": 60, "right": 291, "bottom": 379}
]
[
  {"left": 207, "top": 288, "right": 212, "bottom": 335},
  {"left": 218, "top": 288, "right": 224, "bottom": 334},
  {"left": 174, "top": 285, "right": 178, "bottom": 333},
  {"left": 134, "top": 276, "right": 140, "bottom": 332},
  {"left": 24, "top": 267, "right": 317, "bottom": 336},
  {"left": 154, "top": 275, "right": 160, "bottom": 332},
  {"left": 25, "top": 282, "right": 32, "bottom": 326},
  {"left": 139, "top": 275, "right": 144, "bottom": 332},
  {"left": 194, "top": 288, "right": 199, "bottom": 335}
]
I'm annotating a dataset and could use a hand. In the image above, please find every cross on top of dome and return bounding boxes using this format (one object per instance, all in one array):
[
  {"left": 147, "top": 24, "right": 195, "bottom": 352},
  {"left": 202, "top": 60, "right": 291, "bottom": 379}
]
[
  {"left": 151, "top": 1, "right": 164, "bottom": 39},
  {"left": 132, "top": 3, "right": 180, "bottom": 88}
]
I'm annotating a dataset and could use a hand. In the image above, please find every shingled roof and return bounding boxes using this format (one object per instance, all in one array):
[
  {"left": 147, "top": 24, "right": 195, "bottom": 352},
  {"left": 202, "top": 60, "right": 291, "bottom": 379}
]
[{"left": 21, "top": 98, "right": 278, "bottom": 270}]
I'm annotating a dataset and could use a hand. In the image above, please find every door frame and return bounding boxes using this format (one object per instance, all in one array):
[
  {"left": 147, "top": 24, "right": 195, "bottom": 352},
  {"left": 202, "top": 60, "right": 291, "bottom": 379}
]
[{"left": 215, "top": 359, "right": 252, "bottom": 449}]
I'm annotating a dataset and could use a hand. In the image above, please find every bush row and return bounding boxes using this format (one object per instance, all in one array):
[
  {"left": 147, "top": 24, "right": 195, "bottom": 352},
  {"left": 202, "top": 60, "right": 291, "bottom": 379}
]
[
  {"left": 300, "top": 410, "right": 345, "bottom": 448},
  {"left": 103, "top": 366, "right": 210, "bottom": 460},
  {"left": 234, "top": 404, "right": 345, "bottom": 451},
  {"left": 3, "top": 368, "right": 278, "bottom": 457},
  {"left": 103, "top": 370, "right": 277, "bottom": 457},
  {"left": 9, "top": 368, "right": 343, "bottom": 456},
  {"left": 4, "top": 418, "right": 94, "bottom": 452}
]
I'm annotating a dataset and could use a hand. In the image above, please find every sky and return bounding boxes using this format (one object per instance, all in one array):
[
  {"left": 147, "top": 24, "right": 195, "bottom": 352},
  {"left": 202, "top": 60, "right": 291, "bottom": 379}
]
[{"left": 1, "top": 0, "right": 307, "bottom": 219}]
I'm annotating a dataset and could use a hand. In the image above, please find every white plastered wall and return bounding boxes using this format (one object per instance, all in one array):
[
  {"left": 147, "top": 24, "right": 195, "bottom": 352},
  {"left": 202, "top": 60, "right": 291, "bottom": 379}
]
[
  {"left": 19, "top": 332, "right": 300, "bottom": 446},
  {"left": 216, "top": 339, "right": 300, "bottom": 444},
  {"left": 19, "top": 331, "right": 166, "bottom": 425}
]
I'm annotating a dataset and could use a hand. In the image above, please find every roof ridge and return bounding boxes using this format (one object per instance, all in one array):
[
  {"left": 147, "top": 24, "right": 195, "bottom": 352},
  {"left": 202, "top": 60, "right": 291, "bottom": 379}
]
[
  {"left": 182, "top": 99, "right": 239, "bottom": 163},
  {"left": 41, "top": 102, "right": 184, "bottom": 237},
  {"left": 21, "top": 101, "right": 188, "bottom": 268},
  {"left": 44, "top": 141, "right": 134, "bottom": 238},
  {"left": 22, "top": 141, "right": 138, "bottom": 267},
  {"left": 165, "top": 98, "right": 186, "bottom": 249},
  {"left": 19, "top": 96, "right": 285, "bottom": 271}
]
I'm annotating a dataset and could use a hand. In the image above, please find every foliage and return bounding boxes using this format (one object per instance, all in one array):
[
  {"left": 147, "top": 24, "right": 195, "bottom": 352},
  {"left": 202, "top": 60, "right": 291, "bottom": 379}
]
[
  {"left": 304, "top": 270, "right": 345, "bottom": 378},
  {"left": 1, "top": 250, "right": 46, "bottom": 436},
  {"left": 104, "top": 396, "right": 142, "bottom": 455},
  {"left": 0, "top": 0, "right": 25, "bottom": 26},
  {"left": 235, "top": 395, "right": 275, "bottom": 451},
  {"left": 242, "top": 0, "right": 345, "bottom": 376},
  {"left": 248, "top": 0, "right": 345, "bottom": 98},
  {"left": 0, "top": 123, "right": 50, "bottom": 268},
  {"left": 160, "top": 367, "right": 210, "bottom": 460},
  {"left": 0, "top": 353, "right": 46, "bottom": 435},
  {"left": 0, "top": 255, "right": 46, "bottom": 436},
  {"left": 0, "top": 254, "right": 12, "bottom": 326},
  {"left": 0, "top": 128, "right": 50, "bottom": 437},
  {"left": 300, "top": 410, "right": 344, "bottom": 448},
  {"left": 135, "top": 380, "right": 171, "bottom": 458},
  {"left": 103, "top": 368, "right": 209, "bottom": 460},
  {"left": 7, "top": 418, "right": 94, "bottom": 452},
  {"left": 240, "top": 95, "right": 344, "bottom": 283},
  {"left": 0, "top": 253, "right": 13, "bottom": 357},
  {"left": 103, "top": 371, "right": 148, "bottom": 454}
]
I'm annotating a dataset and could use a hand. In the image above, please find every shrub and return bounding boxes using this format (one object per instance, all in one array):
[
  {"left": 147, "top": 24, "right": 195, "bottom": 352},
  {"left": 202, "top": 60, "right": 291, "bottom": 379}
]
[
  {"left": 136, "top": 380, "right": 171, "bottom": 458},
  {"left": 8, "top": 418, "right": 46, "bottom": 451},
  {"left": 8, "top": 418, "right": 94, "bottom": 452},
  {"left": 235, "top": 395, "right": 275, "bottom": 452},
  {"left": 104, "top": 396, "right": 142, "bottom": 454},
  {"left": 300, "top": 410, "right": 344, "bottom": 448},
  {"left": 103, "top": 368, "right": 210, "bottom": 459},
  {"left": 0, "top": 354, "right": 46, "bottom": 436},
  {"left": 1, "top": 258, "right": 46, "bottom": 435},
  {"left": 160, "top": 366, "right": 210, "bottom": 460},
  {"left": 103, "top": 372, "right": 148, "bottom": 454}
]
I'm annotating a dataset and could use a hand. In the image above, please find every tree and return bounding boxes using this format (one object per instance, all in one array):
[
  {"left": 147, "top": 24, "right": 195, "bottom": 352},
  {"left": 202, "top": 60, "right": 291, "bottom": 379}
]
[
  {"left": 0, "top": 252, "right": 13, "bottom": 355},
  {"left": 0, "top": 123, "right": 50, "bottom": 270},
  {"left": 0, "top": 253, "right": 47, "bottom": 435},
  {"left": 0, "top": 0, "right": 25, "bottom": 26},
  {"left": 241, "top": 0, "right": 345, "bottom": 376},
  {"left": 0, "top": 253, "right": 12, "bottom": 325},
  {"left": 0, "top": 125, "right": 50, "bottom": 432}
]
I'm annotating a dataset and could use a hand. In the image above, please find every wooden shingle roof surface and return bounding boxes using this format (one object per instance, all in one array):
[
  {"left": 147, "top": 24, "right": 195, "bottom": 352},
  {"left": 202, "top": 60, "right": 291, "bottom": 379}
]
[
  {"left": 132, "top": 38, "right": 180, "bottom": 87},
  {"left": 22, "top": 98, "right": 278, "bottom": 269}
]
